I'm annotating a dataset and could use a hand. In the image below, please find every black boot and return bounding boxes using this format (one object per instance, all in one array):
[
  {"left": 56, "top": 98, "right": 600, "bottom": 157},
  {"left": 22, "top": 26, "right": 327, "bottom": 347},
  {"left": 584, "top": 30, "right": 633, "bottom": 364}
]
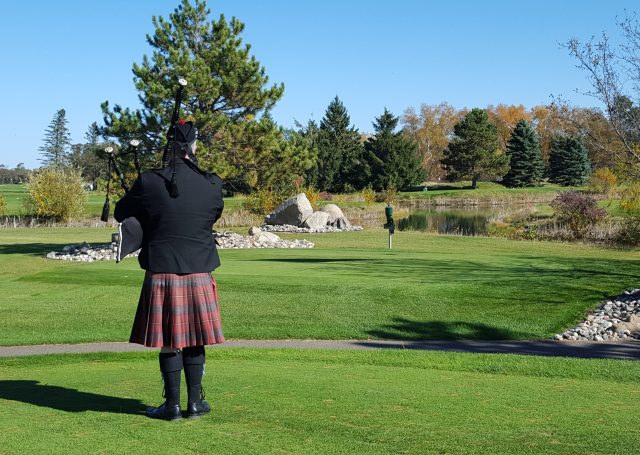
[
  {"left": 146, "top": 350, "right": 183, "bottom": 421},
  {"left": 183, "top": 346, "right": 211, "bottom": 419}
]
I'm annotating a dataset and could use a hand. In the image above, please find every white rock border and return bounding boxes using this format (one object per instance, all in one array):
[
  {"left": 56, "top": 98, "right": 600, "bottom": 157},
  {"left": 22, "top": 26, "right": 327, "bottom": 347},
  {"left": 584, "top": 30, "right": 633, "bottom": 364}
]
[
  {"left": 260, "top": 224, "right": 363, "bottom": 233},
  {"left": 45, "top": 231, "right": 315, "bottom": 262},
  {"left": 554, "top": 288, "right": 640, "bottom": 341}
]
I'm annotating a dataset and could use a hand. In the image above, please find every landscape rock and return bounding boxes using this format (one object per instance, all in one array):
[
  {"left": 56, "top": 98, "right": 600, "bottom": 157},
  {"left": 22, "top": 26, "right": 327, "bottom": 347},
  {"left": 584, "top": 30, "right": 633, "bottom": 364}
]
[
  {"left": 264, "top": 193, "right": 313, "bottom": 226},
  {"left": 321, "top": 204, "right": 348, "bottom": 224},
  {"left": 261, "top": 223, "right": 364, "bottom": 234},
  {"left": 554, "top": 289, "right": 640, "bottom": 342},
  {"left": 45, "top": 231, "right": 314, "bottom": 262},
  {"left": 248, "top": 226, "right": 262, "bottom": 235},
  {"left": 302, "top": 211, "right": 330, "bottom": 229},
  {"left": 331, "top": 217, "right": 350, "bottom": 229},
  {"left": 254, "top": 232, "right": 281, "bottom": 243}
]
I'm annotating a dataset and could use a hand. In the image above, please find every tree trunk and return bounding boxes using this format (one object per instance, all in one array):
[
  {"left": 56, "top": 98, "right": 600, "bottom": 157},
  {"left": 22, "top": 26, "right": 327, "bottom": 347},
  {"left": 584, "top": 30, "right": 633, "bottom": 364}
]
[{"left": 471, "top": 175, "right": 478, "bottom": 189}]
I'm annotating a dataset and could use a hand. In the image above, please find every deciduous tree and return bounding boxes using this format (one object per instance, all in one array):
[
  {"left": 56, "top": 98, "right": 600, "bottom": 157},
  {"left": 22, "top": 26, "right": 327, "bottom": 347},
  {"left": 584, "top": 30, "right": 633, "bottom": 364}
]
[{"left": 402, "top": 102, "right": 462, "bottom": 181}]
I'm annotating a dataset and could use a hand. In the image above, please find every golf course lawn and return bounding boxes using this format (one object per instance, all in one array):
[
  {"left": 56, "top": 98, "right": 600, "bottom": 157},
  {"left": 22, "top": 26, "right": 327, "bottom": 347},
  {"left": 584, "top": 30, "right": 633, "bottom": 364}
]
[
  {"left": 0, "top": 227, "right": 638, "bottom": 345},
  {"left": 0, "top": 348, "right": 638, "bottom": 454}
]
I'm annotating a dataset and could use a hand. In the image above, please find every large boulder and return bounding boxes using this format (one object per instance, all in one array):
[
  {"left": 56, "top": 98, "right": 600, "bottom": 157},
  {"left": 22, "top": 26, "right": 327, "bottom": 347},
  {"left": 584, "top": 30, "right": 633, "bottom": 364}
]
[
  {"left": 264, "top": 193, "right": 313, "bottom": 226},
  {"left": 321, "top": 204, "right": 349, "bottom": 225},
  {"left": 254, "top": 232, "right": 281, "bottom": 243},
  {"left": 302, "top": 211, "right": 330, "bottom": 229}
]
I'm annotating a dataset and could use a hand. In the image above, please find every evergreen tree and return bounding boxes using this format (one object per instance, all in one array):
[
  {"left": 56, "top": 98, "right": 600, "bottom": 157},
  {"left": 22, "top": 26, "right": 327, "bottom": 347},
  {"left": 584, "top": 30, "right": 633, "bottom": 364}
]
[
  {"left": 441, "top": 108, "right": 509, "bottom": 188},
  {"left": 100, "top": 0, "right": 287, "bottom": 190},
  {"left": 364, "top": 108, "right": 425, "bottom": 190},
  {"left": 39, "top": 109, "right": 71, "bottom": 167},
  {"left": 310, "top": 96, "right": 365, "bottom": 192},
  {"left": 548, "top": 135, "right": 592, "bottom": 186},
  {"left": 503, "top": 119, "right": 545, "bottom": 187}
]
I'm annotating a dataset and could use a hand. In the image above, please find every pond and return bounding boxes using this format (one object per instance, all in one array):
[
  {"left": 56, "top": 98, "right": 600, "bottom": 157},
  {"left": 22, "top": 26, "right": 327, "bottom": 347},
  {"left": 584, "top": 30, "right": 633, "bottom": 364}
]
[{"left": 397, "top": 208, "right": 502, "bottom": 236}]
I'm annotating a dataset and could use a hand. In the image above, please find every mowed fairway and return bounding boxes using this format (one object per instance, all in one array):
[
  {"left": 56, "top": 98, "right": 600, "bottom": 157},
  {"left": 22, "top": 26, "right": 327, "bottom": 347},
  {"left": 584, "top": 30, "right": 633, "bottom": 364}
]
[
  {"left": 1, "top": 349, "right": 639, "bottom": 455},
  {"left": 0, "top": 227, "right": 638, "bottom": 345}
]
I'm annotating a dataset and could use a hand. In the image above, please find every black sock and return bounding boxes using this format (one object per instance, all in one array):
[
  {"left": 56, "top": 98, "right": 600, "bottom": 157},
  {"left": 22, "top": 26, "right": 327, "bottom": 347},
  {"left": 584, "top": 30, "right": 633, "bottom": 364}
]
[
  {"left": 159, "top": 351, "right": 183, "bottom": 407},
  {"left": 183, "top": 346, "right": 205, "bottom": 404}
]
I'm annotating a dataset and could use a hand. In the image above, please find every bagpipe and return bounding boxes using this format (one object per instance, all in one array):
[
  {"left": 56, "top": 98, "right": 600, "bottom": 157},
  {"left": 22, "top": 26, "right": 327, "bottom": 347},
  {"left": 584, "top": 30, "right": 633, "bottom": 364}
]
[{"left": 101, "top": 77, "right": 188, "bottom": 262}]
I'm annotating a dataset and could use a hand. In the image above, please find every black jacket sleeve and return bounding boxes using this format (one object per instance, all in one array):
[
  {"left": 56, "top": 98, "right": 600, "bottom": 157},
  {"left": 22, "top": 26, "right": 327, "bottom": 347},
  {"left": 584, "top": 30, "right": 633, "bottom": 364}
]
[{"left": 114, "top": 178, "right": 144, "bottom": 222}]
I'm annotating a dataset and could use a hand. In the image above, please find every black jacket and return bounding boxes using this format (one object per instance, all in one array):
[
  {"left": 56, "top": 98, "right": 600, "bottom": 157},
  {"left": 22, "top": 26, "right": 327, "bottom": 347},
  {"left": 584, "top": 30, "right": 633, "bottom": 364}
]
[{"left": 114, "top": 158, "right": 224, "bottom": 273}]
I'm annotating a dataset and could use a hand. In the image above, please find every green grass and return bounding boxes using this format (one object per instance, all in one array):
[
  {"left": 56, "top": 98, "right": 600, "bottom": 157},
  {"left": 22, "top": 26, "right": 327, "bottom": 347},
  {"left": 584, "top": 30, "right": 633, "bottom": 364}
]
[
  {"left": 400, "top": 181, "right": 587, "bottom": 199},
  {"left": 0, "top": 348, "right": 638, "bottom": 454},
  {"left": 0, "top": 184, "right": 243, "bottom": 217},
  {"left": 0, "top": 227, "right": 638, "bottom": 345}
]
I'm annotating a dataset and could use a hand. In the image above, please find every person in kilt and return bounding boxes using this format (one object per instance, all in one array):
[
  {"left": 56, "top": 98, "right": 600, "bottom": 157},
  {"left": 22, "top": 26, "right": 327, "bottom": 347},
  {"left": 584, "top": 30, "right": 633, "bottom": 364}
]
[{"left": 115, "top": 120, "right": 224, "bottom": 421}]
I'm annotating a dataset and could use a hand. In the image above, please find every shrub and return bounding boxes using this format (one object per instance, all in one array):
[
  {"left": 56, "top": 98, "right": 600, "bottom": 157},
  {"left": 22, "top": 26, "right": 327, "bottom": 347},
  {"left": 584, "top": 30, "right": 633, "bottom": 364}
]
[
  {"left": 23, "top": 167, "right": 87, "bottom": 221},
  {"left": 588, "top": 168, "right": 618, "bottom": 195},
  {"left": 0, "top": 194, "right": 6, "bottom": 216},
  {"left": 301, "top": 186, "right": 321, "bottom": 209},
  {"left": 375, "top": 185, "right": 398, "bottom": 204},
  {"left": 487, "top": 221, "right": 522, "bottom": 239},
  {"left": 617, "top": 217, "right": 640, "bottom": 245},
  {"left": 619, "top": 184, "right": 640, "bottom": 215},
  {"left": 550, "top": 191, "right": 607, "bottom": 239},
  {"left": 242, "top": 187, "right": 285, "bottom": 216},
  {"left": 361, "top": 186, "right": 376, "bottom": 206},
  {"left": 318, "top": 191, "right": 332, "bottom": 201}
]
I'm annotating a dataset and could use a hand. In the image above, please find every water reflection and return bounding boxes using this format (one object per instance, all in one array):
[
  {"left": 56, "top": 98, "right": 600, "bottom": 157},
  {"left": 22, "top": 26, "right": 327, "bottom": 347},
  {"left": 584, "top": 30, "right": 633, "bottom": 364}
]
[{"left": 398, "top": 208, "right": 496, "bottom": 235}]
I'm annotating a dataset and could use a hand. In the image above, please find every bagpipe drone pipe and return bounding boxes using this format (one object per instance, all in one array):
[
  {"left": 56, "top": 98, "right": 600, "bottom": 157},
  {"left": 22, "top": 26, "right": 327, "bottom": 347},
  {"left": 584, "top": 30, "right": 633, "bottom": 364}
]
[{"left": 101, "top": 77, "right": 188, "bottom": 262}]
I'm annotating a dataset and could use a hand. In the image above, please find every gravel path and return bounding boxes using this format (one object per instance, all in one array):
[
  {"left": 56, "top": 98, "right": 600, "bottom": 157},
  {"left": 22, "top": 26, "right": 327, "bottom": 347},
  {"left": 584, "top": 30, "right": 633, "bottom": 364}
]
[{"left": 1, "top": 339, "right": 639, "bottom": 360}]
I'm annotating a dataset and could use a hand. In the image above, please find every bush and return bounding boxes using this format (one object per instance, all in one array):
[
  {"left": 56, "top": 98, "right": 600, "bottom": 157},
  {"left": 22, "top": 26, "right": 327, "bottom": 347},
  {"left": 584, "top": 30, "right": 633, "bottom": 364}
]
[
  {"left": 487, "top": 221, "right": 523, "bottom": 239},
  {"left": 301, "top": 186, "right": 321, "bottom": 209},
  {"left": 0, "top": 194, "right": 6, "bottom": 216},
  {"left": 318, "top": 191, "right": 332, "bottom": 201},
  {"left": 242, "top": 187, "right": 285, "bottom": 216},
  {"left": 550, "top": 191, "right": 607, "bottom": 239},
  {"left": 23, "top": 167, "right": 87, "bottom": 221},
  {"left": 361, "top": 186, "right": 376, "bottom": 206},
  {"left": 375, "top": 185, "right": 398, "bottom": 204},
  {"left": 619, "top": 184, "right": 640, "bottom": 215},
  {"left": 588, "top": 168, "right": 618, "bottom": 195},
  {"left": 617, "top": 216, "right": 640, "bottom": 245}
]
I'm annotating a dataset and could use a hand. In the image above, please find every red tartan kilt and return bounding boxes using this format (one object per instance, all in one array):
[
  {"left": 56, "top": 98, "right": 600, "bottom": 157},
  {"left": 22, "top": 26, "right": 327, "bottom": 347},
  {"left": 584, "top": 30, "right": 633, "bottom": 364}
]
[{"left": 129, "top": 271, "right": 225, "bottom": 349}]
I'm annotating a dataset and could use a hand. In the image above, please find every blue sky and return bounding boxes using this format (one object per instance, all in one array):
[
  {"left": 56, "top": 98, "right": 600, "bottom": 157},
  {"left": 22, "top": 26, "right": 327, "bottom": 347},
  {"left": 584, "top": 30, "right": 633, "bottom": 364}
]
[{"left": 0, "top": 0, "right": 637, "bottom": 168}]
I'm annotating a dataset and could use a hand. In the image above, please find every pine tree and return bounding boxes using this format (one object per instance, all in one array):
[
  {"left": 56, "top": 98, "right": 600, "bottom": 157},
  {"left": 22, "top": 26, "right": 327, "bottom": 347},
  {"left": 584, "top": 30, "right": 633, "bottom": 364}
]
[
  {"left": 441, "top": 108, "right": 509, "bottom": 189},
  {"left": 100, "top": 0, "right": 288, "bottom": 190},
  {"left": 39, "top": 109, "right": 71, "bottom": 167},
  {"left": 310, "top": 96, "right": 365, "bottom": 192},
  {"left": 503, "top": 120, "right": 545, "bottom": 187},
  {"left": 548, "top": 135, "right": 591, "bottom": 186},
  {"left": 364, "top": 108, "right": 425, "bottom": 190}
]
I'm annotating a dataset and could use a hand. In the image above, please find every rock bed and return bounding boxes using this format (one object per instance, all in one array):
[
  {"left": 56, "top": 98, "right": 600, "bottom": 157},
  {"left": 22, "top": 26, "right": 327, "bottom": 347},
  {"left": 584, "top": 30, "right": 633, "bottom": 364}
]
[
  {"left": 45, "top": 232, "right": 314, "bottom": 262},
  {"left": 261, "top": 224, "right": 363, "bottom": 233},
  {"left": 554, "top": 288, "right": 640, "bottom": 341},
  {"left": 46, "top": 243, "right": 120, "bottom": 262},
  {"left": 214, "top": 231, "right": 314, "bottom": 249}
]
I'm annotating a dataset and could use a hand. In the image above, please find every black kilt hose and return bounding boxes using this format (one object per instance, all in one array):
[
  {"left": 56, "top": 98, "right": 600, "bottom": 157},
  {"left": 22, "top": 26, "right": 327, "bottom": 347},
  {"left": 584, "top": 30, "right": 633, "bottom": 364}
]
[{"left": 114, "top": 158, "right": 225, "bottom": 349}]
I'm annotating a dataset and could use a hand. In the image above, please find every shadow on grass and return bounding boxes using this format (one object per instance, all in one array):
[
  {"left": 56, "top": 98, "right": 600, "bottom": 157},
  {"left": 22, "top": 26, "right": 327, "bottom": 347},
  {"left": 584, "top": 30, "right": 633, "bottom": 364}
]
[
  {"left": 368, "top": 317, "right": 535, "bottom": 341},
  {"left": 0, "top": 243, "right": 69, "bottom": 256},
  {"left": 251, "top": 256, "right": 639, "bottom": 283},
  {"left": 0, "top": 380, "right": 146, "bottom": 416}
]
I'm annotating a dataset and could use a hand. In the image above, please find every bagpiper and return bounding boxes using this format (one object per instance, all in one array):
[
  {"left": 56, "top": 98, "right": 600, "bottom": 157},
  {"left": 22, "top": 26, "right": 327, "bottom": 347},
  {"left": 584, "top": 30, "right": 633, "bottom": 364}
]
[{"left": 114, "top": 118, "right": 225, "bottom": 420}]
